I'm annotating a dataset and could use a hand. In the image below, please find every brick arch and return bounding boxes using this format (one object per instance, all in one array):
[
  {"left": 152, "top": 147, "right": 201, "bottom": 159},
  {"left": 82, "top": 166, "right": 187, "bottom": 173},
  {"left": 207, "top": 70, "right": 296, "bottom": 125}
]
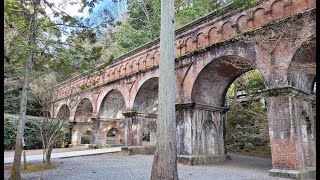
[
  {"left": 185, "top": 37, "right": 195, "bottom": 53},
  {"left": 145, "top": 54, "right": 153, "bottom": 68},
  {"left": 196, "top": 32, "right": 207, "bottom": 48},
  {"left": 220, "top": 21, "right": 234, "bottom": 40},
  {"left": 252, "top": 8, "right": 267, "bottom": 27},
  {"left": 132, "top": 77, "right": 159, "bottom": 114},
  {"left": 270, "top": 0, "right": 285, "bottom": 18},
  {"left": 79, "top": 127, "right": 93, "bottom": 144},
  {"left": 106, "top": 70, "right": 112, "bottom": 82},
  {"left": 131, "top": 59, "right": 138, "bottom": 73},
  {"left": 56, "top": 104, "right": 70, "bottom": 121},
  {"left": 124, "top": 63, "right": 130, "bottom": 75},
  {"left": 153, "top": 51, "right": 160, "bottom": 66},
  {"left": 105, "top": 127, "right": 122, "bottom": 144},
  {"left": 98, "top": 89, "right": 126, "bottom": 120},
  {"left": 208, "top": 27, "right": 219, "bottom": 44},
  {"left": 287, "top": 37, "right": 316, "bottom": 94},
  {"left": 74, "top": 98, "right": 94, "bottom": 122},
  {"left": 112, "top": 67, "right": 118, "bottom": 80},
  {"left": 119, "top": 65, "right": 125, "bottom": 77},
  {"left": 236, "top": 14, "right": 248, "bottom": 32},
  {"left": 138, "top": 57, "right": 144, "bottom": 71},
  {"left": 191, "top": 55, "right": 257, "bottom": 107},
  {"left": 96, "top": 87, "right": 128, "bottom": 117},
  {"left": 141, "top": 55, "right": 147, "bottom": 70},
  {"left": 180, "top": 42, "right": 270, "bottom": 103}
]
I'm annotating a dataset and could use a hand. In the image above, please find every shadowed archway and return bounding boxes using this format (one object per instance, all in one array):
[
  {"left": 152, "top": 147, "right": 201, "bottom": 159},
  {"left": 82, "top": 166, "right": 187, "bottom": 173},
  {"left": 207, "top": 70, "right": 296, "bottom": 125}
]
[{"left": 74, "top": 98, "right": 93, "bottom": 122}]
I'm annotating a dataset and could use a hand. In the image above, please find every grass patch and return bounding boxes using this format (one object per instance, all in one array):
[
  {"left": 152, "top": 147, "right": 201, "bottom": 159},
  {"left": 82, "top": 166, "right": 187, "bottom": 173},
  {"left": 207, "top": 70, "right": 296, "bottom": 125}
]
[{"left": 5, "top": 164, "right": 56, "bottom": 173}]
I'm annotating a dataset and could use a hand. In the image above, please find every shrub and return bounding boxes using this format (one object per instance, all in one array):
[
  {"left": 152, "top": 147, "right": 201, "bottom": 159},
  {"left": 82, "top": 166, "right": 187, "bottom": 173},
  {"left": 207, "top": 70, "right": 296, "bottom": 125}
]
[
  {"left": 4, "top": 114, "right": 69, "bottom": 150},
  {"left": 4, "top": 114, "right": 43, "bottom": 150}
]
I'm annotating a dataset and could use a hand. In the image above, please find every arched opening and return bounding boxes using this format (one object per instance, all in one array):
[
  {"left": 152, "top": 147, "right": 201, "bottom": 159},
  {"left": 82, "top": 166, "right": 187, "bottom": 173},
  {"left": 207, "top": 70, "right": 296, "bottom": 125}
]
[
  {"left": 287, "top": 38, "right": 316, "bottom": 167},
  {"left": 133, "top": 77, "right": 158, "bottom": 146},
  {"left": 57, "top": 104, "right": 70, "bottom": 121},
  {"left": 142, "top": 127, "right": 150, "bottom": 146},
  {"left": 98, "top": 90, "right": 125, "bottom": 120},
  {"left": 288, "top": 38, "right": 316, "bottom": 93},
  {"left": 191, "top": 55, "right": 270, "bottom": 159},
  {"left": 133, "top": 77, "right": 159, "bottom": 114},
  {"left": 224, "top": 70, "right": 270, "bottom": 158},
  {"left": 74, "top": 98, "right": 93, "bottom": 122},
  {"left": 81, "top": 130, "right": 92, "bottom": 144},
  {"left": 57, "top": 104, "right": 71, "bottom": 145},
  {"left": 106, "top": 128, "right": 119, "bottom": 145}
]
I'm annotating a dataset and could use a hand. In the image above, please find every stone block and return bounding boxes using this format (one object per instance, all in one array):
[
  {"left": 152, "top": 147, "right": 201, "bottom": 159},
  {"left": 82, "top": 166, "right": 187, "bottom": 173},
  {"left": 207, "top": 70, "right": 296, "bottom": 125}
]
[
  {"left": 177, "top": 154, "right": 226, "bottom": 165},
  {"left": 269, "top": 167, "right": 316, "bottom": 179}
]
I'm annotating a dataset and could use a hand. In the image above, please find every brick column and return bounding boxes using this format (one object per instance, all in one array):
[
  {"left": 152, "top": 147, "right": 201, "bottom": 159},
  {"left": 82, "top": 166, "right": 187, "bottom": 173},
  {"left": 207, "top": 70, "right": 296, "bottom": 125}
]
[
  {"left": 132, "top": 113, "right": 143, "bottom": 146},
  {"left": 263, "top": 87, "right": 316, "bottom": 179},
  {"left": 176, "top": 102, "right": 228, "bottom": 165},
  {"left": 91, "top": 118, "right": 100, "bottom": 145},
  {"left": 122, "top": 111, "right": 136, "bottom": 147}
]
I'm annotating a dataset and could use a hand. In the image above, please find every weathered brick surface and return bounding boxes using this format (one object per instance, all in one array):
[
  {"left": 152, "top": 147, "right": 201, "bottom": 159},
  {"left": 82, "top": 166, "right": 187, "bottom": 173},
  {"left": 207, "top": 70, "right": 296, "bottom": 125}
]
[{"left": 50, "top": 0, "right": 315, "bottom": 175}]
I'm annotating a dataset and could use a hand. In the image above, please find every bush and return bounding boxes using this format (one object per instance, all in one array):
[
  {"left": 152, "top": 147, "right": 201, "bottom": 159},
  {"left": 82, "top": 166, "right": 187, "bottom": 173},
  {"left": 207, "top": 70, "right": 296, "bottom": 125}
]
[
  {"left": 4, "top": 114, "right": 43, "bottom": 150},
  {"left": 4, "top": 114, "right": 69, "bottom": 150},
  {"left": 4, "top": 116, "right": 17, "bottom": 150}
]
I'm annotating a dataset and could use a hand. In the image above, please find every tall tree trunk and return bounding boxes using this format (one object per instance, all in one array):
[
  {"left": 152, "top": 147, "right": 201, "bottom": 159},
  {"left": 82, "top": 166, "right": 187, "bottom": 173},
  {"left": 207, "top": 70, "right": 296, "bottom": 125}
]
[
  {"left": 9, "top": 1, "right": 39, "bottom": 179},
  {"left": 151, "top": 0, "right": 178, "bottom": 179}
]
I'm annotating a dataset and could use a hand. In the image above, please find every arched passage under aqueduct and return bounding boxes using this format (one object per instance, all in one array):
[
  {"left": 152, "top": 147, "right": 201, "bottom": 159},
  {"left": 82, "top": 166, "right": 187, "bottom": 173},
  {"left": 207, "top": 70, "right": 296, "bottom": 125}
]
[
  {"left": 93, "top": 89, "right": 126, "bottom": 146},
  {"left": 123, "top": 77, "right": 159, "bottom": 146},
  {"left": 176, "top": 53, "right": 265, "bottom": 163},
  {"left": 71, "top": 98, "right": 94, "bottom": 145}
]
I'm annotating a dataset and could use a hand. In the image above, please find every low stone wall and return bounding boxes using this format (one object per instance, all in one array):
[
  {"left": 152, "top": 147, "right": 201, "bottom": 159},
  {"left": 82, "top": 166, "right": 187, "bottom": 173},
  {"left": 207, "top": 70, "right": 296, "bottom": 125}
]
[{"left": 121, "top": 146, "right": 156, "bottom": 155}]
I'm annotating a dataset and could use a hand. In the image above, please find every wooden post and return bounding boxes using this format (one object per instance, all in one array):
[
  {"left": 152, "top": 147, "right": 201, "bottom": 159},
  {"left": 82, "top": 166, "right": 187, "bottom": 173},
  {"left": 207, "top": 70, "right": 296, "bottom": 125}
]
[{"left": 151, "top": 0, "right": 179, "bottom": 179}]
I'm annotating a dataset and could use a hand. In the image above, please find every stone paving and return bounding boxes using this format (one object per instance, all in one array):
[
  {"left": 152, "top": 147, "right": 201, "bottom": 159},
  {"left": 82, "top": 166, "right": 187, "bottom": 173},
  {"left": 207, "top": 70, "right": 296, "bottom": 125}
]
[{"left": 4, "top": 152, "right": 302, "bottom": 180}]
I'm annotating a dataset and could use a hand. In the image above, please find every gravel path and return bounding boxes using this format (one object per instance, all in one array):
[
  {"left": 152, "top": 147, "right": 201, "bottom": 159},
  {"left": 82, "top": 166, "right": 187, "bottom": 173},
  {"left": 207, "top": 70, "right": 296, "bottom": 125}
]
[{"left": 4, "top": 153, "right": 296, "bottom": 180}]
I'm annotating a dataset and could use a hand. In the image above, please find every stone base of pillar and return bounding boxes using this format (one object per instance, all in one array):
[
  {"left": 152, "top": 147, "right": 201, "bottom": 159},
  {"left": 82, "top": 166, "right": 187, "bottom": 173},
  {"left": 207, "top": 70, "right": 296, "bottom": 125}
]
[
  {"left": 121, "top": 146, "right": 156, "bottom": 155},
  {"left": 269, "top": 167, "right": 316, "bottom": 179},
  {"left": 69, "top": 143, "right": 77, "bottom": 147},
  {"left": 177, "top": 154, "right": 226, "bottom": 165}
]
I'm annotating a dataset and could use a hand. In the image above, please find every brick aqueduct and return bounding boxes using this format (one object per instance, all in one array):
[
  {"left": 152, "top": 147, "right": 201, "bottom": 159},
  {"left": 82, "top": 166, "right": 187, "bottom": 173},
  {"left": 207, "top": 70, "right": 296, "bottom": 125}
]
[{"left": 51, "top": 0, "right": 315, "bottom": 178}]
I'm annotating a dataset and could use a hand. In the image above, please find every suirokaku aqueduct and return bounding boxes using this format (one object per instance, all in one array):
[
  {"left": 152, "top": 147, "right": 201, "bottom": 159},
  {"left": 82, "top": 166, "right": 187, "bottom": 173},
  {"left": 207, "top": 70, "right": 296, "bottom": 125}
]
[{"left": 51, "top": 0, "right": 316, "bottom": 178}]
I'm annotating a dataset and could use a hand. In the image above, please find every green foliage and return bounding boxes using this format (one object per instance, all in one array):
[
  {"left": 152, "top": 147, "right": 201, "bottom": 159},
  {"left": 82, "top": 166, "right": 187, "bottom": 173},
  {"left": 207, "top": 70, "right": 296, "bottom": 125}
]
[
  {"left": 4, "top": 116, "right": 17, "bottom": 150},
  {"left": 4, "top": 114, "right": 70, "bottom": 150},
  {"left": 242, "top": 69, "right": 265, "bottom": 93},
  {"left": 4, "top": 114, "right": 42, "bottom": 150},
  {"left": 226, "top": 69, "right": 265, "bottom": 100},
  {"left": 225, "top": 69, "right": 269, "bottom": 156}
]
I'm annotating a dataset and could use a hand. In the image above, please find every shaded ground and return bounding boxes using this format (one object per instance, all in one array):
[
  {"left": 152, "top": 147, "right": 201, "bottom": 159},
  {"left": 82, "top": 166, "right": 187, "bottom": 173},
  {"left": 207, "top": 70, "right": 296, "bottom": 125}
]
[{"left": 4, "top": 152, "right": 294, "bottom": 180}]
